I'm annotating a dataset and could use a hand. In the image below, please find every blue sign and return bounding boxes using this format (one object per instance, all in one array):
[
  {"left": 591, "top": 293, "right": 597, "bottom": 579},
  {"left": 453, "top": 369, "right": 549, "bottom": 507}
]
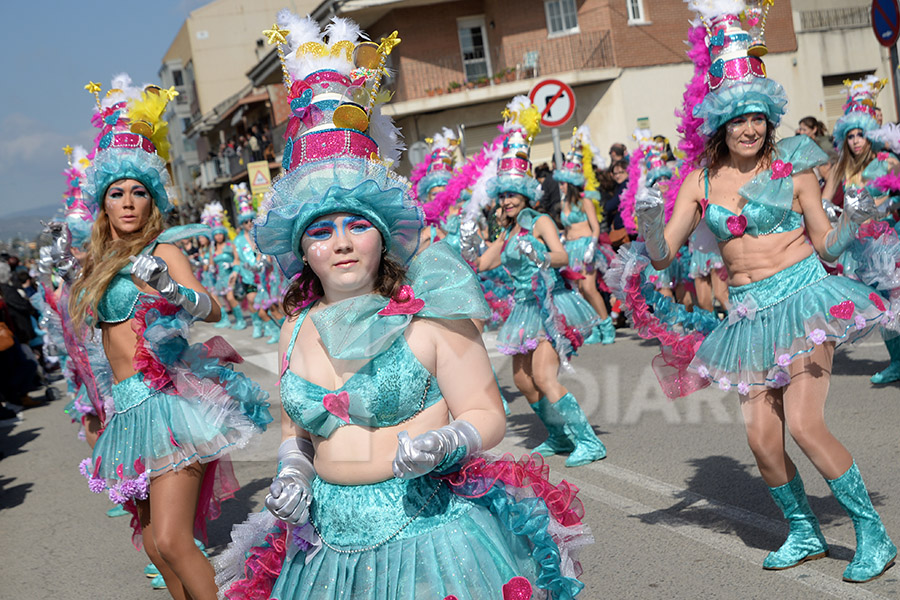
[{"left": 872, "top": 0, "right": 900, "bottom": 47}]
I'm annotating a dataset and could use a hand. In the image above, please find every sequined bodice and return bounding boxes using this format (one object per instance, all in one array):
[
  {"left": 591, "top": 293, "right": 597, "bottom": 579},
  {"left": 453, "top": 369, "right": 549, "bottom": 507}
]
[
  {"left": 500, "top": 209, "right": 564, "bottom": 301},
  {"left": 280, "top": 307, "right": 443, "bottom": 439},
  {"left": 703, "top": 170, "right": 803, "bottom": 243},
  {"left": 96, "top": 241, "right": 158, "bottom": 323},
  {"left": 561, "top": 204, "right": 587, "bottom": 227},
  {"left": 213, "top": 243, "right": 234, "bottom": 265}
]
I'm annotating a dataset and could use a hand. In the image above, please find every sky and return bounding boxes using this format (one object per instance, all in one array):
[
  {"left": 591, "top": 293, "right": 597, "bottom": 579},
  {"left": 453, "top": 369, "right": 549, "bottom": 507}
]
[{"left": 0, "top": 0, "right": 212, "bottom": 221}]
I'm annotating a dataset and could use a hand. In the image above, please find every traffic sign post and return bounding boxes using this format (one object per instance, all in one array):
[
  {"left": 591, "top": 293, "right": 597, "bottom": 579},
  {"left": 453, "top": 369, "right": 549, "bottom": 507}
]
[
  {"left": 247, "top": 161, "right": 272, "bottom": 196},
  {"left": 872, "top": 0, "right": 900, "bottom": 120},
  {"left": 530, "top": 79, "right": 577, "bottom": 170}
]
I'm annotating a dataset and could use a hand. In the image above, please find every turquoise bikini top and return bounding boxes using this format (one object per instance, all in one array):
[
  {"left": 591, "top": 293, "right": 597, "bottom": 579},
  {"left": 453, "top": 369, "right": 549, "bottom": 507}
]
[
  {"left": 277, "top": 243, "right": 489, "bottom": 439},
  {"left": 561, "top": 203, "right": 588, "bottom": 227},
  {"left": 703, "top": 135, "right": 828, "bottom": 244},
  {"left": 95, "top": 225, "right": 206, "bottom": 324},
  {"left": 501, "top": 209, "right": 564, "bottom": 301},
  {"left": 213, "top": 243, "right": 234, "bottom": 264},
  {"left": 280, "top": 308, "right": 443, "bottom": 439}
]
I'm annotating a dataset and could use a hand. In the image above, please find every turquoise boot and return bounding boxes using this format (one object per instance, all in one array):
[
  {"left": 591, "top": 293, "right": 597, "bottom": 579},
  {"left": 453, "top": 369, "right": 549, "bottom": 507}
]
[
  {"left": 106, "top": 505, "right": 129, "bottom": 518},
  {"left": 231, "top": 306, "right": 247, "bottom": 330},
  {"left": 251, "top": 313, "right": 265, "bottom": 338},
  {"left": 870, "top": 336, "right": 900, "bottom": 384},
  {"left": 264, "top": 318, "right": 280, "bottom": 344},
  {"left": 827, "top": 462, "right": 897, "bottom": 582},
  {"left": 530, "top": 397, "right": 574, "bottom": 456},
  {"left": 213, "top": 309, "right": 232, "bottom": 328},
  {"left": 144, "top": 563, "right": 159, "bottom": 578},
  {"left": 763, "top": 471, "right": 828, "bottom": 570},
  {"left": 598, "top": 317, "right": 616, "bottom": 345},
  {"left": 150, "top": 574, "right": 167, "bottom": 589},
  {"left": 553, "top": 393, "right": 607, "bottom": 467}
]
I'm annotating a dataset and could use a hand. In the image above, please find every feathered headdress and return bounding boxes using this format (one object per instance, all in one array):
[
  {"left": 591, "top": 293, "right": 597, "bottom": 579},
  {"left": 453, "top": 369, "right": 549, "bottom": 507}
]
[
  {"left": 201, "top": 201, "right": 229, "bottom": 237},
  {"left": 834, "top": 75, "right": 887, "bottom": 149},
  {"left": 485, "top": 96, "right": 543, "bottom": 202},
  {"left": 415, "top": 127, "right": 459, "bottom": 201},
  {"left": 62, "top": 145, "right": 96, "bottom": 249}
]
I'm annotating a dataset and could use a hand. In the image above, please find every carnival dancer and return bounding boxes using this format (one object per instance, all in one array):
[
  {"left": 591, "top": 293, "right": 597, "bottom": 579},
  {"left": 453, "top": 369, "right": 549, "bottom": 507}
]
[
  {"left": 461, "top": 96, "right": 606, "bottom": 467},
  {"left": 619, "top": 2, "right": 897, "bottom": 582},
  {"left": 215, "top": 14, "right": 590, "bottom": 600},
  {"left": 201, "top": 202, "right": 243, "bottom": 329},
  {"left": 822, "top": 77, "right": 900, "bottom": 384},
  {"left": 69, "top": 75, "right": 271, "bottom": 600},
  {"left": 232, "top": 184, "right": 280, "bottom": 343},
  {"left": 412, "top": 129, "right": 458, "bottom": 249},
  {"left": 554, "top": 127, "right": 615, "bottom": 344}
]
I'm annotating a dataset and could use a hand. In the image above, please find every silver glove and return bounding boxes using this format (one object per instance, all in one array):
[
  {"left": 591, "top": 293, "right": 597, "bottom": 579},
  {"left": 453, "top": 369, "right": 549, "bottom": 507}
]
[
  {"left": 515, "top": 237, "right": 551, "bottom": 269},
  {"left": 392, "top": 420, "right": 483, "bottom": 479},
  {"left": 265, "top": 437, "right": 315, "bottom": 524},
  {"left": 583, "top": 238, "right": 598, "bottom": 264},
  {"left": 843, "top": 187, "right": 879, "bottom": 224},
  {"left": 459, "top": 219, "right": 486, "bottom": 263},
  {"left": 822, "top": 188, "right": 877, "bottom": 261},
  {"left": 822, "top": 199, "right": 841, "bottom": 223},
  {"left": 129, "top": 255, "right": 212, "bottom": 319},
  {"left": 635, "top": 185, "right": 669, "bottom": 261}
]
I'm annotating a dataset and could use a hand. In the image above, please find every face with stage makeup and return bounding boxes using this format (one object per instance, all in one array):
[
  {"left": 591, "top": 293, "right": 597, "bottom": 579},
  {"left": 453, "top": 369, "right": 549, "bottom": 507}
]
[
  {"left": 300, "top": 212, "right": 383, "bottom": 297},
  {"left": 846, "top": 129, "right": 870, "bottom": 157},
  {"left": 724, "top": 112, "right": 767, "bottom": 160},
  {"left": 498, "top": 192, "right": 527, "bottom": 220}
]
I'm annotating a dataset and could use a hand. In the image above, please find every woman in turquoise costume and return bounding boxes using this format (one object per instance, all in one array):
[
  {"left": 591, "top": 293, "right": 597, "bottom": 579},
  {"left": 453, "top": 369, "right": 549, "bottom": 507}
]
[
  {"left": 463, "top": 97, "right": 606, "bottom": 468},
  {"left": 821, "top": 77, "right": 900, "bottom": 385},
  {"left": 69, "top": 76, "right": 271, "bottom": 600},
  {"left": 232, "top": 185, "right": 281, "bottom": 343},
  {"left": 554, "top": 126, "right": 615, "bottom": 344},
  {"left": 216, "top": 14, "right": 589, "bottom": 600},
  {"left": 627, "top": 3, "right": 897, "bottom": 582}
]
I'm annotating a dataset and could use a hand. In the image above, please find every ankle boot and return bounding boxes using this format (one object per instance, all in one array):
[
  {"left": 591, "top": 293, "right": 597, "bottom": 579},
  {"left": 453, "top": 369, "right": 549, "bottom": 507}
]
[
  {"left": 251, "top": 313, "right": 265, "bottom": 338},
  {"left": 763, "top": 471, "right": 828, "bottom": 570},
  {"left": 530, "top": 397, "right": 574, "bottom": 456},
  {"left": 231, "top": 306, "right": 247, "bottom": 330},
  {"left": 213, "top": 309, "right": 233, "bottom": 328},
  {"left": 552, "top": 393, "right": 607, "bottom": 467},
  {"left": 827, "top": 461, "right": 897, "bottom": 582},
  {"left": 264, "top": 318, "right": 280, "bottom": 344},
  {"left": 598, "top": 317, "right": 616, "bottom": 345},
  {"left": 870, "top": 336, "right": 900, "bottom": 384}
]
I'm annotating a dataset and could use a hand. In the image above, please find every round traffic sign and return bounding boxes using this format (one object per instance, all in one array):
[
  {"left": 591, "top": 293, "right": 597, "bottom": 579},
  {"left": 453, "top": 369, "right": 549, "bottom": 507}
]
[
  {"left": 529, "top": 79, "right": 576, "bottom": 128},
  {"left": 872, "top": 0, "right": 900, "bottom": 48}
]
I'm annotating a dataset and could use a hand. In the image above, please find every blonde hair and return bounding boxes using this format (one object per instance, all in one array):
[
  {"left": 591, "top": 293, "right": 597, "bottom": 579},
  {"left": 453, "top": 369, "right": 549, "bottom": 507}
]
[
  {"left": 834, "top": 135, "right": 875, "bottom": 185},
  {"left": 69, "top": 199, "right": 164, "bottom": 329}
]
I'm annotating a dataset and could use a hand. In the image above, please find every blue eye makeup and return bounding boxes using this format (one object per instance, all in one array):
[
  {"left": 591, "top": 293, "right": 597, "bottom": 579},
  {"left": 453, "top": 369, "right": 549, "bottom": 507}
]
[
  {"left": 305, "top": 219, "right": 336, "bottom": 240},
  {"left": 345, "top": 217, "right": 373, "bottom": 233}
]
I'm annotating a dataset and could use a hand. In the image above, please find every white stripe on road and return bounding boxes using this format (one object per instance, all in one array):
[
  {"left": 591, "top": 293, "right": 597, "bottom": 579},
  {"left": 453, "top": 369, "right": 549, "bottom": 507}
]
[{"left": 242, "top": 351, "right": 279, "bottom": 374}]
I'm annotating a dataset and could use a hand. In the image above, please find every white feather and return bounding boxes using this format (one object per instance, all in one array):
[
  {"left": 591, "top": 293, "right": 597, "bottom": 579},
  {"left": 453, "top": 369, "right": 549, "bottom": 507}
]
[
  {"left": 685, "top": 0, "right": 744, "bottom": 21},
  {"left": 369, "top": 105, "right": 404, "bottom": 165},
  {"left": 325, "top": 17, "right": 362, "bottom": 44}
]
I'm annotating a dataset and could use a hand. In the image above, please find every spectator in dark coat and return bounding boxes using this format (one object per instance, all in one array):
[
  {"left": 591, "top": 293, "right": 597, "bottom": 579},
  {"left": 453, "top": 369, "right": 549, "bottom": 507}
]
[{"left": 534, "top": 164, "right": 562, "bottom": 228}]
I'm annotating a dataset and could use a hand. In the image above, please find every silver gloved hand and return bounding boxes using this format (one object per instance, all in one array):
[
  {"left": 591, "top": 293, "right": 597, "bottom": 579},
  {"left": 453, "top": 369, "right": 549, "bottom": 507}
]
[
  {"left": 459, "top": 219, "right": 486, "bottom": 264},
  {"left": 843, "top": 187, "right": 878, "bottom": 224},
  {"left": 392, "top": 420, "right": 483, "bottom": 479},
  {"left": 129, "top": 255, "right": 212, "bottom": 319},
  {"left": 265, "top": 437, "right": 315, "bottom": 524},
  {"left": 635, "top": 185, "right": 669, "bottom": 262},
  {"left": 583, "top": 238, "right": 598, "bottom": 264},
  {"left": 516, "top": 237, "right": 551, "bottom": 269},
  {"left": 821, "top": 199, "right": 841, "bottom": 223},
  {"left": 822, "top": 188, "right": 878, "bottom": 261}
]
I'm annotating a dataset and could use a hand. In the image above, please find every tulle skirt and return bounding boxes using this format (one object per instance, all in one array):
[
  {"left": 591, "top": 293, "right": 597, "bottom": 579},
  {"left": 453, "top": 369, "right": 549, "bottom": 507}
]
[
  {"left": 213, "top": 264, "right": 234, "bottom": 296},
  {"left": 688, "top": 249, "right": 724, "bottom": 279},
  {"left": 691, "top": 254, "right": 890, "bottom": 392},
  {"left": 563, "top": 237, "right": 602, "bottom": 274},
  {"left": 496, "top": 290, "right": 600, "bottom": 356}
]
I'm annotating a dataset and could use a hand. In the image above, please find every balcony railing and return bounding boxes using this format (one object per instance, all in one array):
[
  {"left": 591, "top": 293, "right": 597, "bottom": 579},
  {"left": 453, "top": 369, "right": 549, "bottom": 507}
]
[
  {"left": 392, "top": 30, "right": 614, "bottom": 103},
  {"left": 799, "top": 7, "right": 870, "bottom": 31}
]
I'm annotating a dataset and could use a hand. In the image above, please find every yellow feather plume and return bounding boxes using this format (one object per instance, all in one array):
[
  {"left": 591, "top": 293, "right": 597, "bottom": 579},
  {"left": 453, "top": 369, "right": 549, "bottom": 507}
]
[
  {"left": 517, "top": 106, "right": 542, "bottom": 142},
  {"left": 127, "top": 89, "right": 172, "bottom": 161},
  {"left": 582, "top": 142, "right": 599, "bottom": 194}
]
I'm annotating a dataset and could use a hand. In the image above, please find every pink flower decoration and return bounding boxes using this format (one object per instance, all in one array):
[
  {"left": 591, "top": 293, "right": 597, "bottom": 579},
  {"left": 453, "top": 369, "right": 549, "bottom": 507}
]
[
  {"left": 770, "top": 159, "right": 793, "bottom": 179},
  {"left": 718, "top": 376, "right": 731, "bottom": 391},
  {"left": 378, "top": 285, "right": 425, "bottom": 316},
  {"left": 878, "top": 152, "right": 891, "bottom": 161},
  {"left": 854, "top": 314, "right": 867, "bottom": 331},
  {"left": 726, "top": 214, "right": 747, "bottom": 237},
  {"left": 737, "top": 381, "right": 750, "bottom": 395},
  {"left": 869, "top": 292, "right": 886, "bottom": 311},
  {"left": 697, "top": 365, "right": 709, "bottom": 378},
  {"left": 501, "top": 576, "right": 534, "bottom": 600},
  {"left": 828, "top": 300, "right": 855, "bottom": 320},
  {"left": 809, "top": 329, "right": 826, "bottom": 345},
  {"left": 116, "top": 463, "right": 125, "bottom": 478},
  {"left": 772, "top": 370, "right": 791, "bottom": 387},
  {"left": 776, "top": 353, "right": 792, "bottom": 368},
  {"left": 323, "top": 391, "right": 351, "bottom": 423}
]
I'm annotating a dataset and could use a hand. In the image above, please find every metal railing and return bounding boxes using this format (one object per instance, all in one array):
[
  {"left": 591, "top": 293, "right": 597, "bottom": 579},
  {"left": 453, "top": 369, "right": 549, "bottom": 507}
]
[
  {"left": 393, "top": 30, "right": 614, "bottom": 102},
  {"left": 799, "top": 7, "right": 870, "bottom": 31}
]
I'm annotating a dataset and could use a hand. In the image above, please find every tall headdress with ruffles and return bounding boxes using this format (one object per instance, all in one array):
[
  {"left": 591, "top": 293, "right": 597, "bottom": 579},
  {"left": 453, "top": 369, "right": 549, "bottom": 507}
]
[
  {"left": 553, "top": 126, "right": 601, "bottom": 201},
  {"left": 833, "top": 76, "right": 887, "bottom": 149},
  {"left": 62, "top": 145, "right": 97, "bottom": 250},
  {"left": 486, "top": 96, "right": 542, "bottom": 203},
  {"left": 689, "top": 0, "right": 785, "bottom": 136},
  {"left": 254, "top": 12, "right": 421, "bottom": 278},
  {"left": 201, "top": 201, "right": 228, "bottom": 238},
  {"left": 82, "top": 74, "right": 176, "bottom": 214},
  {"left": 233, "top": 183, "right": 256, "bottom": 223},
  {"left": 416, "top": 128, "right": 459, "bottom": 200}
]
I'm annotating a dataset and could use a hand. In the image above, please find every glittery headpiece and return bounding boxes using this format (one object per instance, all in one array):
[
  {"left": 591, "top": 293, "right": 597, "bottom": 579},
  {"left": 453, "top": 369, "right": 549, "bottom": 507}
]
[
  {"left": 486, "top": 96, "right": 542, "bottom": 202},
  {"left": 200, "top": 201, "right": 228, "bottom": 237},
  {"left": 633, "top": 129, "right": 674, "bottom": 188},
  {"left": 254, "top": 12, "right": 421, "bottom": 278},
  {"left": 833, "top": 75, "right": 887, "bottom": 147},
  {"left": 82, "top": 73, "right": 177, "bottom": 213},
  {"left": 417, "top": 128, "right": 458, "bottom": 199},
  {"left": 232, "top": 183, "right": 256, "bottom": 223},
  {"left": 689, "top": 0, "right": 786, "bottom": 135},
  {"left": 62, "top": 145, "right": 97, "bottom": 249}
]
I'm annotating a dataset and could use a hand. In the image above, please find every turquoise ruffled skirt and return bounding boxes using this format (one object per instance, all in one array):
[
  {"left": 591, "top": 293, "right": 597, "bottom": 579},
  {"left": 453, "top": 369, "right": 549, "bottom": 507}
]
[
  {"left": 91, "top": 372, "right": 269, "bottom": 485},
  {"left": 688, "top": 248, "right": 724, "bottom": 279},
  {"left": 213, "top": 264, "right": 234, "bottom": 295},
  {"left": 691, "top": 254, "right": 888, "bottom": 392},
  {"left": 563, "top": 237, "right": 602, "bottom": 273},
  {"left": 496, "top": 290, "right": 600, "bottom": 355}
]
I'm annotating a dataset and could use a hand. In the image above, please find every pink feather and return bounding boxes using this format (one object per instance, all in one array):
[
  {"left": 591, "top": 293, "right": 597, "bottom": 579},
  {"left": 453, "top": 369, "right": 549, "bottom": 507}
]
[
  {"left": 617, "top": 148, "right": 645, "bottom": 235},
  {"left": 409, "top": 152, "right": 437, "bottom": 204},
  {"left": 871, "top": 173, "right": 900, "bottom": 193},
  {"left": 423, "top": 138, "right": 499, "bottom": 225}
]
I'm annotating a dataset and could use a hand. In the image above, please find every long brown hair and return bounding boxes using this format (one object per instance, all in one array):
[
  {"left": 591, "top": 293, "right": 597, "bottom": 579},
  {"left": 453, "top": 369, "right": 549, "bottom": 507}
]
[
  {"left": 833, "top": 133, "right": 874, "bottom": 185},
  {"left": 69, "top": 200, "right": 164, "bottom": 329},
  {"left": 702, "top": 118, "right": 777, "bottom": 172},
  {"left": 282, "top": 251, "right": 408, "bottom": 316}
]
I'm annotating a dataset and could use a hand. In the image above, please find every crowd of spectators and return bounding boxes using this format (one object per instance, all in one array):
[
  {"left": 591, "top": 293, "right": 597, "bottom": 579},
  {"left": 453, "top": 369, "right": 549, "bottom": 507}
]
[{"left": 213, "top": 123, "right": 276, "bottom": 176}]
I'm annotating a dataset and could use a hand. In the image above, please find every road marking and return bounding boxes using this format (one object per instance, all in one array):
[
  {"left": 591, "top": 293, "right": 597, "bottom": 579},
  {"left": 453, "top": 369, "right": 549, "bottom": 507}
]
[{"left": 242, "top": 351, "right": 279, "bottom": 373}]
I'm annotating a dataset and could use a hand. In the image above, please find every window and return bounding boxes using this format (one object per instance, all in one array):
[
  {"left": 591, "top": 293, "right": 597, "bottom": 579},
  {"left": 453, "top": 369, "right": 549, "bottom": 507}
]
[
  {"left": 626, "top": 0, "right": 646, "bottom": 24},
  {"left": 172, "top": 69, "right": 184, "bottom": 87},
  {"left": 545, "top": 0, "right": 579, "bottom": 36},
  {"left": 457, "top": 17, "right": 492, "bottom": 82}
]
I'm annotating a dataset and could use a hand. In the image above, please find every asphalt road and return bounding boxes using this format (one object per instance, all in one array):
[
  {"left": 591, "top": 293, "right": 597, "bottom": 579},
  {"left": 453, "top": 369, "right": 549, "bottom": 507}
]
[{"left": 1, "top": 321, "right": 898, "bottom": 599}]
